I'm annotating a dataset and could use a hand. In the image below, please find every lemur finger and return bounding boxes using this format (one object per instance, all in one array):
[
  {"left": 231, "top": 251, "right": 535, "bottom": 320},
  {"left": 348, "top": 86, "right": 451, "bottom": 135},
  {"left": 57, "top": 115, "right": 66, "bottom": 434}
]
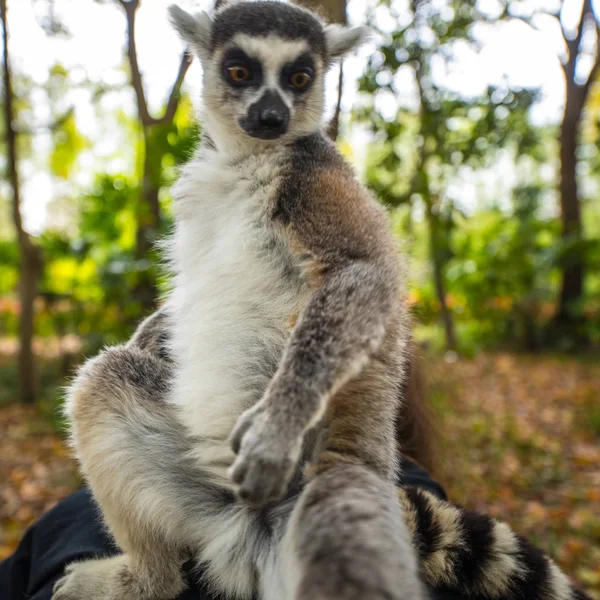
[
  {"left": 238, "top": 462, "right": 271, "bottom": 506},
  {"left": 231, "top": 449, "right": 292, "bottom": 507},
  {"left": 237, "top": 458, "right": 277, "bottom": 507},
  {"left": 229, "top": 452, "right": 249, "bottom": 486},
  {"left": 229, "top": 409, "right": 258, "bottom": 455},
  {"left": 230, "top": 425, "right": 246, "bottom": 456}
]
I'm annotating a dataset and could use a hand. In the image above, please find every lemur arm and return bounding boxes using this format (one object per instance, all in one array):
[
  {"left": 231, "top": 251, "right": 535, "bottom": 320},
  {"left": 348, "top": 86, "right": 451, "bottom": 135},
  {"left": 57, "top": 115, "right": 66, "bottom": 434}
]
[
  {"left": 250, "top": 254, "right": 398, "bottom": 439},
  {"left": 229, "top": 158, "right": 403, "bottom": 502},
  {"left": 269, "top": 163, "right": 401, "bottom": 424}
]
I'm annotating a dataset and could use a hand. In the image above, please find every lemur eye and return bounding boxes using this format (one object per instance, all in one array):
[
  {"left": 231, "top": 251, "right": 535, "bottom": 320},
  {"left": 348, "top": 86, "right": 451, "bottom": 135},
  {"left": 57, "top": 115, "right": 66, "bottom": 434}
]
[
  {"left": 290, "top": 71, "right": 312, "bottom": 90},
  {"left": 228, "top": 66, "right": 251, "bottom": 83}
]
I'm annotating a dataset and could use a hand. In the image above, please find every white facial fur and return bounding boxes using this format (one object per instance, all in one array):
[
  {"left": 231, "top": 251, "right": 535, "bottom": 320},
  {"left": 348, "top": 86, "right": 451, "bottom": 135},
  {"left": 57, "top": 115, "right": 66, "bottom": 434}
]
[
  {"left": 229, "top": 35, "right": 314, "bottom": 109},
  {"left": 168, "top": 3, "right": 371, "bottom": 156},
  {"left": 200, "top": 34, "right": 326, "bottom": 154}
]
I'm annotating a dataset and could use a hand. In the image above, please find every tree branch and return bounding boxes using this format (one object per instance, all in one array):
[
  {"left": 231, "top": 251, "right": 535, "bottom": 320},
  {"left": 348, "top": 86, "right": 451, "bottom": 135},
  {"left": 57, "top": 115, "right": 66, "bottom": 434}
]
[
  {"left": 118, "top": 0, "right": 152, "bottom": 125},
  {"left": 582, "top": 21, "right": 600, "bottom": 98},
  {"left": 117, "top": 0, "right": 190, "bottom": 127},
  {"left": 326, "top": 62, "right": 343, "bottom": 141},
  {"left": 591, "top": 0, "right": 600, "bottom": 27},
  {"left": 154, "top": 51, "right": 191, "bottom": 126},
  {"left": 1, "top": 0, "right": 25, "bottom": 244},
  {"left": 506, "top": 11, "right": 546, "bottom": 33},
  {"left": 511, "top": 14, "right": 540, "bottom": 31},
  {"left": 564, "top": 0, "right": 591, "bottom": 81},
  {"left": 507, "top": 9, "right": 566, "bottom": 71}
]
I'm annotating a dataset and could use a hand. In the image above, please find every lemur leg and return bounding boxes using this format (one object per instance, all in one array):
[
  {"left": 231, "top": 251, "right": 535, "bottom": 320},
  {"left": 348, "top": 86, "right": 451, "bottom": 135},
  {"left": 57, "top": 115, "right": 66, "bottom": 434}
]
[
  {"left": 260, "top": 465, "right": 423, "bottom": 600},
  {"left": 52, "top": 344, "right": 196, "bottom": 600}
]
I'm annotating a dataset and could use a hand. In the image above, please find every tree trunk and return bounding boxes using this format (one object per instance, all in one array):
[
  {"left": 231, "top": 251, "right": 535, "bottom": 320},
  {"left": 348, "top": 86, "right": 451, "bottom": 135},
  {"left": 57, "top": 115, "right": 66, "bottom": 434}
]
[
  {"left": 424, "top": 199, "right": 457, "bottom": 351},
  {"left": 411, "top": 65, "right": 457, "bottom": 351},
  {"left": 326, "top": 62, "right": 344, "bottom": 141},
  {"left": 297, "top": 0, "right": 346, "bottom": 23},
  {"left": 18, "top": 243, "right": 42, "bottom": 404},
  {"left": 133, "top": 126, "right": 161, "bottom": 314},
  {"left": 556, "top": 97, "right": 584, "bottom": 325},
  {"left": 295, "top": 0, "right": 346, "bottom": 141},
  {"left": 118, "top": 0, "right": 190, "bottom": 316},
  {"left": 552, "top": 0, "right": 595, "bottom": 327},
  {"left": 2, "top": 0, "right": 43, "bottom": 403}
]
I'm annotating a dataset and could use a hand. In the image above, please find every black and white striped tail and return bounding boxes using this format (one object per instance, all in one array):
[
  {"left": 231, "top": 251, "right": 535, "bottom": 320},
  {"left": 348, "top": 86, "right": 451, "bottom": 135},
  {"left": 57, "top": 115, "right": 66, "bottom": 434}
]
[{"left": 398, "top": 487, "right": 591, "bottom": 600}]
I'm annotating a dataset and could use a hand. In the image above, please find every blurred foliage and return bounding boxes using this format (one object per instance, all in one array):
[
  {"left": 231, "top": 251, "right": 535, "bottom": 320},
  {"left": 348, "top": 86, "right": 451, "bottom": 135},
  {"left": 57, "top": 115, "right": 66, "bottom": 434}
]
[
  {"left": 1, "top": 93, "right": 198, "bottom": 350},
  {"left": 356, "top": 0, "right": 600, "bottom": 352},
  {"left": 50, "top": 110, "right": 89, "bottom": 180},
  {"left": 0, "top": 0, "right": 598, "bottom": 362},
  {"left": 0, "top": 0, "right": 598, "bottom": 595}
]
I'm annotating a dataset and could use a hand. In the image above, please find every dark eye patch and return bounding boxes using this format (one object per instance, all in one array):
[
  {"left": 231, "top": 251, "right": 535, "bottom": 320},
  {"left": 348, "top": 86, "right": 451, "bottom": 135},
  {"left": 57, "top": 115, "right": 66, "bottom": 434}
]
[
  {"left": 281, "top": 53, "right": 316, "bottom": 93},
  {"left": 221, "top": 48, "right": 263, "bottom": 87}
]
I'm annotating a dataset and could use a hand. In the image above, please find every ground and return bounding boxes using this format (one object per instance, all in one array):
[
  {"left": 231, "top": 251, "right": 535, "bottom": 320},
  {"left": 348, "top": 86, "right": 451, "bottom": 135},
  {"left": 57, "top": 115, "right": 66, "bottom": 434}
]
[
  {"left": 0, "top": 352, "right": 599, "bottom": 598},
  {"left": 428, "top": 352, "right": 600, "bottom": 598}
]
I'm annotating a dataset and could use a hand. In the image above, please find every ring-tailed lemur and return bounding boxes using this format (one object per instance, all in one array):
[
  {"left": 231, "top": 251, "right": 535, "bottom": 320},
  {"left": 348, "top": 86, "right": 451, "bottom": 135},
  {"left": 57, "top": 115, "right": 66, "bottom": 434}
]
[
  {"left": 54, "top": 310, "right": 590, "bottom": 600},
  {"left": 52, "top": 2, "right": 591, "bottom": 600}
]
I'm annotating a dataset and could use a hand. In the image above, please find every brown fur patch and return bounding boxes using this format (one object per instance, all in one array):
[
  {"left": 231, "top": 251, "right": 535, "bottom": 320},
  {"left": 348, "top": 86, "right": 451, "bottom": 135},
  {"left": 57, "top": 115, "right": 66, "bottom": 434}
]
[
  {"left": 307, "top": 314, "right": 405, "bottom": 481},
  {"left": 275, "top": 137, "right": 407, "bottom": 486}
]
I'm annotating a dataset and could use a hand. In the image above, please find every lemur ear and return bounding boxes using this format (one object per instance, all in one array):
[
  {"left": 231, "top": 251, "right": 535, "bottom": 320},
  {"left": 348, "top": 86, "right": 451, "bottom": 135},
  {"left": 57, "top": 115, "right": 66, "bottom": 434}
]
[
  {"left": 324, "top": 24, "right": 372, "bottom": 60},
  {"left": 169, "top": 5, "right": 213, "bottom": 61}
]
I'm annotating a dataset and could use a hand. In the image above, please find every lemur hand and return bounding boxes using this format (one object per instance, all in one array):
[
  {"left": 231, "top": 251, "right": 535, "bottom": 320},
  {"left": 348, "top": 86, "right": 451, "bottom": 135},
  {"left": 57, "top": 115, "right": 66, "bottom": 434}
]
[{"left": 229, "top": 400, "right": 303, "bottom": 507}]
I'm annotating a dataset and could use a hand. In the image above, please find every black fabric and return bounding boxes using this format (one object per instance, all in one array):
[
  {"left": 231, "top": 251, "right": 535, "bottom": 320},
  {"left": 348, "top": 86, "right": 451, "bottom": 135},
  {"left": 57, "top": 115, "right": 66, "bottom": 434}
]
[
  {"left": 400, "top": 456, "right": 447, "bottom": 501},
  {"left": 0, "top": 459, "right": 450, "bottom": 600}
]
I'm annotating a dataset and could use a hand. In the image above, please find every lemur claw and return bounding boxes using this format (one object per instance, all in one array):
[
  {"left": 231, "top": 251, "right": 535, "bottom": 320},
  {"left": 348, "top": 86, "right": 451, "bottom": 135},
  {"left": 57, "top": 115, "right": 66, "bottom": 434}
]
[{"left": 229, "top": 404, "right": 301, "bottom": 507}]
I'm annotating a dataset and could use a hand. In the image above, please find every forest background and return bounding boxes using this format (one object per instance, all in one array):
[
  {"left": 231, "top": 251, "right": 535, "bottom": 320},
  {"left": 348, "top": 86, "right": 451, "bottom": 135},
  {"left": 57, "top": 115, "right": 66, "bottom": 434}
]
[{"left": 0, "top": 0, "right": 598, "bottom": 596}]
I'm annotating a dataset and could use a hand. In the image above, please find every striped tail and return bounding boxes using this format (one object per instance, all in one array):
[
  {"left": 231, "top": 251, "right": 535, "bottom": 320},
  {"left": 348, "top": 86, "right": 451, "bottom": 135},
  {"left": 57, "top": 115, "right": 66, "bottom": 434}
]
[{"left": 397, "top": 487, "right": 591, "bottom": 600}]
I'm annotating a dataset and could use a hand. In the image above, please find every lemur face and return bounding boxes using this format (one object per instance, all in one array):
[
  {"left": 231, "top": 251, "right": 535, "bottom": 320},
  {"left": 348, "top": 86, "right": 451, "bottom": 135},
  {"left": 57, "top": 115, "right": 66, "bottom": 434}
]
[
  {"left": 169, "top": 1, "right": 370, "bottom": 148},
  {"left": 215, "top": 35, "right": 322, "bottom": 141}
]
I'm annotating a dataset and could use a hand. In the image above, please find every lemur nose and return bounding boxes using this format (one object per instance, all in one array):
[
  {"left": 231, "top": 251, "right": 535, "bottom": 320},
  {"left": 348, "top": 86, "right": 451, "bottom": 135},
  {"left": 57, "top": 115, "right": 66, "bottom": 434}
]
[
  {"left": 259, "top": 108, "right": 285, "bottom": 130},
  {"left": 241, "top": 90, "right": 290, "bottom": 139}
]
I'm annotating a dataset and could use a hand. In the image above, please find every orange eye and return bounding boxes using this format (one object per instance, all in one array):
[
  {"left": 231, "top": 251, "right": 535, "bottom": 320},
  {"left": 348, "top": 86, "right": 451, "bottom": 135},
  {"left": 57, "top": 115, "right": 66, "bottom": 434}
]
[
  {"left": 290, "top": 71, "right": 311, "bottom": 89},
  {"left": 228, "top": 65, "right": 250, "bottom": 82}
]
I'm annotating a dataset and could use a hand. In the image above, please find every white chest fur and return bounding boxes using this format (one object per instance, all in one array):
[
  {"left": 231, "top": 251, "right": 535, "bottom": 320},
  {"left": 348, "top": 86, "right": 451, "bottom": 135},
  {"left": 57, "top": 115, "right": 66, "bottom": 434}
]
[{"left": 167, "top": 148, "right": 309, "bottom": 481}]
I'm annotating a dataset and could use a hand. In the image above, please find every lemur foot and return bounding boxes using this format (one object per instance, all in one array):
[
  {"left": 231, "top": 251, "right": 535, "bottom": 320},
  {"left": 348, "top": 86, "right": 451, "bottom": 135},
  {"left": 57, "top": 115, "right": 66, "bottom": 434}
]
[
  {"left": 52, "top": 557, "right": 130, "bottom": 600},
  {"left": 52, "top": 555, "right": 184, "bottom": 600},
  {"left": 229, "top": 402, "right": 302, "bottom": 507}
]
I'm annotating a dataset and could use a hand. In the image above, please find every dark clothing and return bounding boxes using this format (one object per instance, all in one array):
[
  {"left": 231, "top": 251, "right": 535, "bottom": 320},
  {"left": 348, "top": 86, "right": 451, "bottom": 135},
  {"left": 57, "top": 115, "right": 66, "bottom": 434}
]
[{"left": 0, "top": 459, "right": 447, "bottom": 600}]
